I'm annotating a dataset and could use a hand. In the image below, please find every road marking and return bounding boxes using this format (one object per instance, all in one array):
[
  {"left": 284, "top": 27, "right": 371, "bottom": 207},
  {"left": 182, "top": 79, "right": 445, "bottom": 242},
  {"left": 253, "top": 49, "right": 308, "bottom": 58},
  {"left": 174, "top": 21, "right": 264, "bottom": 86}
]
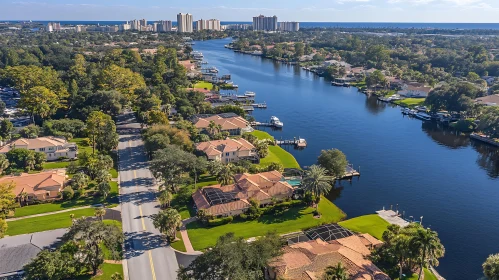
[{"left": 129, "top": 140, "right": 157, "bottom": 280}]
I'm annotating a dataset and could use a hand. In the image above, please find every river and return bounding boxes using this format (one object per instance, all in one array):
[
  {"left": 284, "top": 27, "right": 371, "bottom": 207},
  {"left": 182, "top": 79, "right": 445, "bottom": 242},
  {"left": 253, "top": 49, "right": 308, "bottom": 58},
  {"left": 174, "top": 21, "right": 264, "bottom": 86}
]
[{"left": 194, "top": 38, "right": 499, "bottom": 280}]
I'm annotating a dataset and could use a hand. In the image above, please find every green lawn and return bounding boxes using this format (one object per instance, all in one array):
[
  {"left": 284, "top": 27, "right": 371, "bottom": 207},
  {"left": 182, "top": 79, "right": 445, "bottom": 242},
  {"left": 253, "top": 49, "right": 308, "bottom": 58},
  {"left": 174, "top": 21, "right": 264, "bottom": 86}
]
[
  {"left": 186, "top": 197, "right": 345, "bottom": 250},
  {"left": 42, "top": 161, "right": 73, "bottom": 169},
  {"left": 396, "top": 269, "right": 437, "bottom": 280},
  {"left": 250, "top": 130, "right": 301, "bottom": 169},
  {"left": 72, "top": 137, "right": 93, "bottom": 154},
  {"left": 393, "top": 98, "right": 426, "bottom": 108},
  {"left": 170, "top": 230, "right": 187, "bottom": 252},
  {"left": 338, "top": 214, "right": 390, "bottom": 240},
  {"left": 77, "top": 263, "right": 123, "bottom": 280},
  {"left": 6, "top": 208, "right": 96, "bottom": 236},
  {"left": 13, "top": 181, "right": 119, "bottom": 218},
  {"left": 194, "top": 81, "right": 214, "bottom": 90}
]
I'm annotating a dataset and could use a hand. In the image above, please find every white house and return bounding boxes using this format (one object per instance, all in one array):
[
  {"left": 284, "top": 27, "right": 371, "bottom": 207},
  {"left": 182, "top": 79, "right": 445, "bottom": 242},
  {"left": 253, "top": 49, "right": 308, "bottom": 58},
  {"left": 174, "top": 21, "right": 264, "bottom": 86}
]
[
  {"left": 398, "top": 83, "right": 433, "bottom": 98},
  {"left": 0, "top": 137, "right": 78, "bottom": 161}
]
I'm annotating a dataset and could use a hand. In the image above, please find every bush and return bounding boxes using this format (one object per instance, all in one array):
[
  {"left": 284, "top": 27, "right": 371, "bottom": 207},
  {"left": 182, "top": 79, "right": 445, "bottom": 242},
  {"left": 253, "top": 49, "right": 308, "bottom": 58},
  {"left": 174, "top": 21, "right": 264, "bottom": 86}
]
[
  {"left": 262, "top": 200, "right": 304, "bottom": 215},
  {"left": 451, "top": 119, "right": 477, "bottom": 133},
  {"left": 81, "top": 138, "right": 91, "bottom": 146},
  {"left": 73, "top": 189, "right": 84, "bottom": 199},
  {"left": 62, "top": 186, "right": 74, "bottom": 200},
  {"left": 239, "top": 213, "right": 248, "bottom": 220},
  {"left": 207, "top": 216, "right": 233, "bottom": 226}
]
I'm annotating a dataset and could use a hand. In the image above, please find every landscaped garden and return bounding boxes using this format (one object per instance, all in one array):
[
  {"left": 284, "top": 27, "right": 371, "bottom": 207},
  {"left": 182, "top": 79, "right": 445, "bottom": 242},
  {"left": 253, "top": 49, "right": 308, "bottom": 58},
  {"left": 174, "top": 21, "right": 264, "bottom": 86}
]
[
  {"left": 338, "top": 214, "right": 390, "bottom": 240},
  {"left": 186, "top": 197, "right": 345, "bottom": 250}
]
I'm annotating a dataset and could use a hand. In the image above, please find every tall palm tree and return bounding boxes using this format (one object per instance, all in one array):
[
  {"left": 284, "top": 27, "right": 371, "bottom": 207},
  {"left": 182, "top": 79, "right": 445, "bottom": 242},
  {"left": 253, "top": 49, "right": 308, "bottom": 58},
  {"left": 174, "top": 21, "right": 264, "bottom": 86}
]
[
  {"left": 217, "top": 164, "right": 234, "bottom": 186},
  {"left": 158, "top": 190, "right": 173, "bottom": 209},
  {"left": 393, "top": 235, "right": 412, "bottom": 279},
  {"left": 94, "top": 207, "right": 106, "bottom": 221},
  {"left": 25, "top": 153, "right": 35, "bottom": 172},
  {"left": 72, "top": 172, "right": 89, "bottom": 190},
  {"left": 302, "top": 165, "right": 333, "bottom": 205},
  {"left": 152, "top": 208, "right": 182, "bottom": 242},
  {"left": 322, "top": 263, "right": 348, "bottom": 280},
  {"left": 97, "top": 181, "right": 111, "bottom": 198},
  {"left": 413, "top": 228, "right": 445, "bottom": 280},
  {"left": 208, "top": 121, "right": 217, "bottom": 135}
]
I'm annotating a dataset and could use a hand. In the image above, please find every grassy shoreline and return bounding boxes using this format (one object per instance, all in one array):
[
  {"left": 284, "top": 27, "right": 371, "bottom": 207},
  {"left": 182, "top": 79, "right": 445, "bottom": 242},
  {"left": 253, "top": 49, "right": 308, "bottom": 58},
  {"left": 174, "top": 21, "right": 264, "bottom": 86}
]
[{"left": 250, "top": 130, "right": 301, "bottom": 169}]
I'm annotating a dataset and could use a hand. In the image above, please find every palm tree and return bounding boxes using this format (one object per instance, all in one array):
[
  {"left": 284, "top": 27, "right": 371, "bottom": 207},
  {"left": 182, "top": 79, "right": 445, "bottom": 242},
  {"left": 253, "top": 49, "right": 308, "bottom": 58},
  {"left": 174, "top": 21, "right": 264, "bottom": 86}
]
[
  {"left": 208, "top": 121, "right": 217, "bottom": 135},
  {"left": 393, "top": 235, "right": 412, "bottom": 279},
  {"left": 98, "top": 181, "right": 111, "bottom": 198},
  {"left": 217, "top": 164, "right": 234, "bottom": 186},
  {"left": 72, "top": 172, "right": 89, "bottom": 190},
  {"left": 412, "top": 228, "right": 445, "bottom": 280},
  {"left": 152, "top": 208, "right": 182, "bottom": 242},
  {"left": 158, "top": 190, "right": 173, "bottom": 209},
  {"left": 302, "top": 165, "right": 333, "bottom": 205},
  {"left": 94, "top": 207, "right": 106, "bottom": 221},
  {"left": 0, "top": 154, "right": 9, "bottom": 174},
  {"left": 19, "top": 192, "right": 29, "bottom": 206},
  {"left": 111, "top": 272, "right": 124, "bottom": 280},
  {"left": 95, "top": 169, "right": 111, "bottom": 184},
  {"left": 322, "top": 263, "right": 348, "bottom": 280},
  {"left": 25, "top": 153, "right": 35, "bottom": 172}
]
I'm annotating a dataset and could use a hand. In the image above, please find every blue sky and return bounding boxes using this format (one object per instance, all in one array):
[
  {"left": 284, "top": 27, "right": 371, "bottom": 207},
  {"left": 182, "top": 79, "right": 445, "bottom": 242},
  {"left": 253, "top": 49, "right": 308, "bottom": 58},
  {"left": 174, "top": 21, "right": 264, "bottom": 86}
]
[{"left": 2, "top": 0, "right": 498, "bottom": 22}]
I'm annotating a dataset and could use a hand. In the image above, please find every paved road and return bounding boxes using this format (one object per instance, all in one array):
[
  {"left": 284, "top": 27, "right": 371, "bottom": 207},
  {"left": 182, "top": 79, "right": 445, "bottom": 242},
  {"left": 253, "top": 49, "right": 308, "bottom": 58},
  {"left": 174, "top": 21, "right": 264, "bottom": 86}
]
[{"left": 117, "top": 111, "right": 179, "bottom": 280}]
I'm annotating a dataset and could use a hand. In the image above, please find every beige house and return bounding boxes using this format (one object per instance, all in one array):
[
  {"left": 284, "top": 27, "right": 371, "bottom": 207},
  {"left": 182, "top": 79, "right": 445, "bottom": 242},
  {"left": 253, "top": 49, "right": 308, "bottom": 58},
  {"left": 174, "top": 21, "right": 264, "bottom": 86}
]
[
  {"left": 192, "top": 113, "right": 252, "bottom": 136},
  {"left": 398, "top": 83, "right": 433, "bottom": 98},
  {"left": 0, "top": 170, "right": 67, "bottom": 201},
  {"left": 268, "top": 235, "right": 389, "bottom": 280},
  {"left": 192, "top": 171, "right": 294, "bottom": 217},
  {"left": 196, "top": 138, "right": 256, "bottom": 163},
  {"left": 0, "top": 137, "right": 77, "bottom": 161}
]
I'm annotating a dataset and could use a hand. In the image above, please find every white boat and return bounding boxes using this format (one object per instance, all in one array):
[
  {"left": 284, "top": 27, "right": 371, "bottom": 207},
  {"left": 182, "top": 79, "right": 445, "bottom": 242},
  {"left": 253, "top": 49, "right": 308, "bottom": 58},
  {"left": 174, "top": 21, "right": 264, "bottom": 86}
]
[
  {"left": 401, "top": 108, "right": 410, "bottom": 114},
  {"left": 415, "top": 112, "right": 432, "bottom": 121},
  {"left": 244, "top": 91, "right": 256, "bottom": 97},
  {"left": 236, "top": 95, "right": 248, "bottom": 98},
  {"left": 408, "top": 110, "right": 417, "bottom": 116},
  {"left": 270, "top": 116, "right": 284, "bottom": 128}
]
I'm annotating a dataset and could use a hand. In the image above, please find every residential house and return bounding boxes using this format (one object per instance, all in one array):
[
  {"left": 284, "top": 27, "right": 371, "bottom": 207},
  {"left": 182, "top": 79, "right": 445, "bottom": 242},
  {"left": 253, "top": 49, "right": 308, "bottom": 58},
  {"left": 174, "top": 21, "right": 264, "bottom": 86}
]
[
  {"left": 398, "top": 83, "right": 433, "bottom": 98},
  {"left": 387, "top": 76, "right": 405, "bottom": 90},
  {"left": 475, "top": 94, "right": 499, "bottom": 106},
  {"left": 323, "top": 60, "right": 352, "bottom": 72},
  {"left": 0, "top": 170, "right": 67, "bottom": 202},
  {"left": 192, "top": 171, "right": 294, "bottom": 217},
  {"left": 179, "top": 60, "right": 196, "bottom": 71},
  {"left": 196, "top": 138, "right": 258, "bottom": 163},
  {"left": 268, "top": 235, "right": 389, "bottom": 280},
  {"left": 191, "top": 113, "right": 252, "bottom": 136},
  {"left": 0, "top": 137, "right": 77, "bottom": 161}
]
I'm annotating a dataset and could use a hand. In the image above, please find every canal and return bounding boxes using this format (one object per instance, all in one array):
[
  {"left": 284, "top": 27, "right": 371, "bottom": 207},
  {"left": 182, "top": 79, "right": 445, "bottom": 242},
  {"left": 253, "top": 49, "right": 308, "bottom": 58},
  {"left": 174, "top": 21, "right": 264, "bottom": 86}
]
[{"left": 194, "top": 38, "right": 499, "bottom": 280}]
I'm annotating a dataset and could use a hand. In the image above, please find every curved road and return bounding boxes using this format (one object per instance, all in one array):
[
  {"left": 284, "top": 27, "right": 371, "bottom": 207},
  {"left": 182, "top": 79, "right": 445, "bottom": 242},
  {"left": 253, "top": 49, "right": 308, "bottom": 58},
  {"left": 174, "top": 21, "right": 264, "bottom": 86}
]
[{"left": 117, "top": 111, "right": 179, "bottom": 280}]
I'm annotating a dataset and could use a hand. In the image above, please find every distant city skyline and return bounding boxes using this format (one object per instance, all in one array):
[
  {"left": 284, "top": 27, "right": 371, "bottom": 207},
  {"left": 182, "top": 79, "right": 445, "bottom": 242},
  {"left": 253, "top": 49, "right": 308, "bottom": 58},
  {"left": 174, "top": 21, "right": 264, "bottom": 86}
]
[{"left": 2, "top": 0, "right": 499, "bottom": 23}]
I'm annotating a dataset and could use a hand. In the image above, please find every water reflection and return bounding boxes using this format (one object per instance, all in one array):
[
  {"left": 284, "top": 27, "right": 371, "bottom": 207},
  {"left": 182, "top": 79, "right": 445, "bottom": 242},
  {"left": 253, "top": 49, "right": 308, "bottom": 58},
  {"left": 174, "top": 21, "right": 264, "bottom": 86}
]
[
  {"left": 471, "top": 141, "right": 499, "bottom": 178},
  {"left": 364, "top": 94, "right": 387, "bottom": 115},
  {"left": 421, "top": 122, "right": 469, "bottom": 149}
]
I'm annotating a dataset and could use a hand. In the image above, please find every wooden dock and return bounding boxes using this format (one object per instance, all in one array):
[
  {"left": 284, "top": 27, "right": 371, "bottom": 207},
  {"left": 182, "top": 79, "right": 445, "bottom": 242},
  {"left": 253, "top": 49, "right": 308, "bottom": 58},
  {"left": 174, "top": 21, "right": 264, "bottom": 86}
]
[
  {"left": 251, "top": 122, "right": 281, "bottom": 128},
  {"left": 251, "top": 103, "right": 267, "bottom": 108},
  {"left": 322, "top": 164, "right": 360, "bottom": 180},
  {"left": 275, "top": 138, "right": 307, "bottom": 148}
]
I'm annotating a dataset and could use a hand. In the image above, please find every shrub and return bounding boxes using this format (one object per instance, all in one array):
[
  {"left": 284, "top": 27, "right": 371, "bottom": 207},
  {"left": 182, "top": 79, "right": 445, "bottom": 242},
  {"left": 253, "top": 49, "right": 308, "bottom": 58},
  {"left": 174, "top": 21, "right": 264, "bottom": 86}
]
[
  {"left": 239, "top": 213, "right": 248, "bottom": 220},
  {"left": 62, "top": 186, "right": 74, "bottom": 200},
  {"left": 207, "top": 216, "right": 233, "bottom": 226},
  {"left": 81, "top": 138, "right": 91, "bottom": 146},
  {"left": 73, "top": 189, "right": 84, "bottom": 199}
]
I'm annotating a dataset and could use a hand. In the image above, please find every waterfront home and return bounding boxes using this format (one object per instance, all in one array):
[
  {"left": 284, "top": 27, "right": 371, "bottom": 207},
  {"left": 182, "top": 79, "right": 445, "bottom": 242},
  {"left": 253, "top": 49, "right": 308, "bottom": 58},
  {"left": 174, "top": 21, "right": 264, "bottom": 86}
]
[
  {"left": 196, "top": 138, "right": 258, "bottom": 163},
  {"left": 475, "top": 94, "right": 499, "bottom": 106},
  {"left": 267, "top": 236, "right": 389, "bottom": 280},
  {"left": 0, "top": 170, "right": 67, "bottom": 202},
  {"left": 192, "top": 171, "right": 294, "bottom": 217},
  {"left": 387, "top": 76, "right": 405, "bottom": 89},
  {"left": 323, "top": 60, "right": 352, "bottom": 71},
  {"left": 398, "top": 83, "right": 433, "bottom": 98},
  {"left": 191, "top": 113, "right": 252, "bottom": 136},
  {"left": 179, "top": 60, "right": 196, "bottom": 71},
  {"left": 0, "top": 137, "right": 77, "bottom": 161}
]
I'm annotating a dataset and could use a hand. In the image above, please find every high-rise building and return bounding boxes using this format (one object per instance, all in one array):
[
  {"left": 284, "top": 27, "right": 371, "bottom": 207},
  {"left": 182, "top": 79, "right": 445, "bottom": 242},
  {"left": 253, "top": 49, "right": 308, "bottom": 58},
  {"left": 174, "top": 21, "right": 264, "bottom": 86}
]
[
  {"left": 139, "top": 19, "right": 147, "bottom": 28},
  {"left": 47, "top": 22, "right": 61, "bottom": 32},
  {"left": 252, "top": 15, "right": 278, "bottom": 31},
  {"left": 196, "top": 19, "right": 221, "bottom": 31},
  {"left": 177, "top": 13, "right": 193, "bottom": 33},
  {"left": 120, "top": 22, "right": 131, "bottom": 31},
  {"left": 157, "top": 20, "right": 173, "bottom": 32},
  {"left": 75, "top": 25, "right": 87, "bottom": 32},
  {"left": 279, "top": 21, "right": 300, "bottom": 32}
]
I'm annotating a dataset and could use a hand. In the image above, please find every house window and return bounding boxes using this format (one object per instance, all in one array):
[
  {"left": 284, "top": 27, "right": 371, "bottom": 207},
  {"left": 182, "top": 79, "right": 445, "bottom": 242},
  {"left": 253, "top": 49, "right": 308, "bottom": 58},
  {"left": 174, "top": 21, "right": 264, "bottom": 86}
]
[
  {"left": 39, "top": 148, "right": 45, "bottom": 152},
  {"left": 233, "top": 152, "right": 236, "bottom": 155},
  {"left": 225, "top": 158, "right": 228, "bottom": 163},
  {"left": 49, "top": 147, "right": 55, "bottom": 151},
  {"left": 225, "top": 153, "right": 229, "bottom": 157}
]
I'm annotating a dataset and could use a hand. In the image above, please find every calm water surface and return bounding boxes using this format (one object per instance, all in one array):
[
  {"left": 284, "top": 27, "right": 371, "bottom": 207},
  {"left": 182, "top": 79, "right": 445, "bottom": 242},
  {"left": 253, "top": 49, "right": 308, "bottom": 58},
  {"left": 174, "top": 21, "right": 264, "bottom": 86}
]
[{"left": 194, "top": 38, "right": 499, "bottom": 280}]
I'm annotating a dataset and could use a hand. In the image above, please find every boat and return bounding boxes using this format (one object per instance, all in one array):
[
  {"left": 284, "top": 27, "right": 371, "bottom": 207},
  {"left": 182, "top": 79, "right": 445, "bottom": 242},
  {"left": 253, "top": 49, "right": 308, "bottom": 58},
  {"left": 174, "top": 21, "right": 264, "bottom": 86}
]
[
  {"left": 236, "top": 95, "right": 248, "bottom": 98},
  {"left": 408, "top": 110, "right": 417, "bottom": 116},
  {"left": 415, "top": 112, "right": 432, "bottom": 121},
  {"left": 244, "top": 91, "right": 256, "bottom": 97},
  {"left": 401, "top": 108, "right": 410, "bottom": 114},
  {"left": 415, "top": 106, "right": 428, "bottom": 112},
  {"left": 270, "top": 116, "right": 284, "bottom": 128}
]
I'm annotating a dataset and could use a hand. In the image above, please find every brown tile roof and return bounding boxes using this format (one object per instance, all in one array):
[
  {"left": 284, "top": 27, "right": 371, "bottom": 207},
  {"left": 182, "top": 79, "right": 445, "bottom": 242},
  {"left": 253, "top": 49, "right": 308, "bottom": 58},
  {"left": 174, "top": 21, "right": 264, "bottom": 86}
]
[
  {"left": 192, "top": 171, "right": 293, "bottom": 216},
  {"left": 359, "top": 233, "right": 384, "bottom": 247},
  {"left": 269, "top": 237, "right": 389, "bottom": 280},
  {"left": 475, "top": 94, "right": 499, "bottom": 105},
  {"left": 194, "top": 115, "right": 248, "bottom": 131},
  {"left": 0, "top": 170, "right": 67, "bottom": 197},
  {"left": 0, "top": 137, "right": 70, "bottom": 153},
  {"left": 196, "top": 138, "right": 255, "bottom": 157}
]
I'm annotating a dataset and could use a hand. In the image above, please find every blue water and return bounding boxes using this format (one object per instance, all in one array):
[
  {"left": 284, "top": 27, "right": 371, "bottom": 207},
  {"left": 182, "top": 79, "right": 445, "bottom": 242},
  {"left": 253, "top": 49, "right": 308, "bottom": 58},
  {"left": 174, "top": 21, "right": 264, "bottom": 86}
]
[
  {"left": 9, "top": 20, "right": 499, "bottom": 30},
  {"left": 194, "top": 38, "right": 499, "bottom": 280}
]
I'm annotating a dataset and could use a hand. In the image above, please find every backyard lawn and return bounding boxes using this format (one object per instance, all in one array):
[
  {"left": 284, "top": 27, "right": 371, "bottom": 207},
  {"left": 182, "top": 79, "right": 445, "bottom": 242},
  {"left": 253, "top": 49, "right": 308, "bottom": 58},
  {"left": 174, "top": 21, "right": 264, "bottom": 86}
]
[
  {"left": 6, "top": 208, "right": 96, "bottom": 236},
  {"left": 393, "top": 98, "right": 425, "bottom": 108},
  {"left": 338, "top": 214, "right": 390, "bottom": 240},
  {"left": 170, "top": 230, "right": 187, "bottom": 252},
  {"left": 396, "top": 268, "right": 437, "bottom": 280},
  {"left": 186, "top": 197, "right": 345, "bottom": 250},
  {"left": 77, "top": 263, "right": 123, "bottom": 280},
  {"left": 193, "top": 81, "right": 214, "bottom": 90},
  {"left": 250, "top": 130, "right": 301, "bottom": 169},
  {"left": 13, "top": 181, "right": 119, "bottom": 217}
]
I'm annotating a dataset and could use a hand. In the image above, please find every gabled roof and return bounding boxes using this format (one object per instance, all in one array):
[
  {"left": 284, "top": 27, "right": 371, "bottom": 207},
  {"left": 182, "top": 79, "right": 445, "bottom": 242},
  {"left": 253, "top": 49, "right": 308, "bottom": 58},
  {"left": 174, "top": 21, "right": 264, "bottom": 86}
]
[
  {"left": 192, "top": 114, "right": 249, "bottom": 131},
  {"left": 196, "top": 138, "right": 255, "bottom": 157},
  {"left": 0, "top": 136, "right": 72, "bottom": 154},
  {"left": 0, "top": 170, "right": 67, "bottom": 196}
]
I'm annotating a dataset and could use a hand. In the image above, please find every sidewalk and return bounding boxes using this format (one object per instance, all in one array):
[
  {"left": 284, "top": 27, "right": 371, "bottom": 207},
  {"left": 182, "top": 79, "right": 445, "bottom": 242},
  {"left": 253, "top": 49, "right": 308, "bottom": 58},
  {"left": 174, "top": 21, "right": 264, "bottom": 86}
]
[
  {"left": 180, "top": 217, "right": 198, "bottom": 253},
  {"left": 6, "top": 204, "right": 102, "bottom": 222}
]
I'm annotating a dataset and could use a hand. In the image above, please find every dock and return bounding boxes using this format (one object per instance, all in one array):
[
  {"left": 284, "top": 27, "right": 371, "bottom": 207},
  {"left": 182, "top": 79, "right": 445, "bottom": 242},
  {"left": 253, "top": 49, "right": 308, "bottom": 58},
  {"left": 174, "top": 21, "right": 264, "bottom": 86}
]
[
  {"left": 275, "top": 138, "right": 307, "bottom": 148},
  {"left": 251, "top": 103, "right": 267, "bottom": 108},
  {"left": 251, "top": 122, "right": 282, "bottom": 128},
  {"left": 470, "top": 133, "right": 499, "bottom": 147},
  {"left": 343, "top": 165, "right": 360, "bottom": 177},
  {"left": 376, "top": 210, "right": 410, "bottom": 227}
]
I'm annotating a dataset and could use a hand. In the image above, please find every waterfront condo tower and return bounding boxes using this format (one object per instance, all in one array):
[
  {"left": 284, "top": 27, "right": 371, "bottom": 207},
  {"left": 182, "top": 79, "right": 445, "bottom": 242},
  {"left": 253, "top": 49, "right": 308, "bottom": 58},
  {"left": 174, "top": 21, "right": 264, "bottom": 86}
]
[
  {"left": 177, "top": 13, "right": 193, "bottom": 33},
  {"left": 252, "top": 15, "right": 278, "bottom": 31}
]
